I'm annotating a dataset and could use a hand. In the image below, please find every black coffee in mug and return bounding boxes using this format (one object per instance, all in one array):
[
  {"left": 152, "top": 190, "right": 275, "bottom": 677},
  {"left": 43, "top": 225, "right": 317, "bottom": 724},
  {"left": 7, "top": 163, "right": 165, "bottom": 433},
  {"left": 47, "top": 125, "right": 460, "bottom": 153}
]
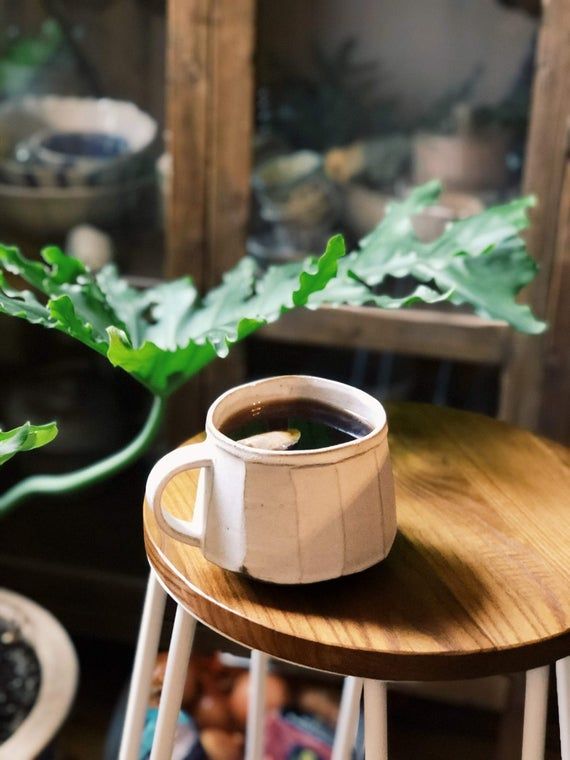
[{"left": 221, "top": 398, "right": 373, "bottom": 450}]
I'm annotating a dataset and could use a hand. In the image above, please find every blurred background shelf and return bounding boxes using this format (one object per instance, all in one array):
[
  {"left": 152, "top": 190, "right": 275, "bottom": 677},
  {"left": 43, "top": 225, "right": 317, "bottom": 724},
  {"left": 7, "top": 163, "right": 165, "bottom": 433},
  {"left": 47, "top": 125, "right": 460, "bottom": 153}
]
[
  {"left": 164, "top": 0, "right": 569, "bottom": 447},
  {"left": 261, "top": 306, "right": 510, "bottom": 365}
]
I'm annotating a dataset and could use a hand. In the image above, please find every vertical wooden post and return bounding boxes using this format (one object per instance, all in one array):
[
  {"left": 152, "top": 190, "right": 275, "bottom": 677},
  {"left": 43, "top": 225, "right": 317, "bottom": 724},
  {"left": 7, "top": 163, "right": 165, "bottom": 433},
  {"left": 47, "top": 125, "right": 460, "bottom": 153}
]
[
  {"left": 166, "top": 0, "right": 255, "bottom": 286},
  {"left": 165, "top": 0, "right": 255, "bottom": 438},
  {"left": 166, "top": 0, "right": 209, "bottom": 284},
  {"left": 500, "top": 0, "right": 570, "bottom": 442},
  {"left": 537, "top": 162, "right": 570, "bottom": 442}
]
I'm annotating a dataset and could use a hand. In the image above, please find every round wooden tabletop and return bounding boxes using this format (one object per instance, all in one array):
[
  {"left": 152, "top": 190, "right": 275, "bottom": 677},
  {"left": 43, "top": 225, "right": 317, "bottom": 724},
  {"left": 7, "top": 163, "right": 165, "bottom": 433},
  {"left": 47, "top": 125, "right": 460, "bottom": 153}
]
[{"left": 144, "top": 403, "right": 570, "bottom": 681}]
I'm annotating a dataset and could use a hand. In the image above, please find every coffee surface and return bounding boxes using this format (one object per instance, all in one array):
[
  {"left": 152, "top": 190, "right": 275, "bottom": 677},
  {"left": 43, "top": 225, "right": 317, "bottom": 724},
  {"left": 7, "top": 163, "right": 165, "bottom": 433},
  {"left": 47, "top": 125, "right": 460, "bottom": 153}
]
[{"left": 220, "top": 398, "right": 373, "bottom": 450}]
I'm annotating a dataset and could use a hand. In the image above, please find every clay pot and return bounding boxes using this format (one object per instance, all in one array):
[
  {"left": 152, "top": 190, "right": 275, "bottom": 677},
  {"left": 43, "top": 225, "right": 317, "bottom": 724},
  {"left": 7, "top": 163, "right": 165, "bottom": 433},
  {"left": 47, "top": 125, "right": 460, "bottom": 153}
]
[
  {"left": 342, "top": 183, "right": 483, "bottom": 242},
  {"left": 413, "top": 131, "right": 510, "bottom": 192}
]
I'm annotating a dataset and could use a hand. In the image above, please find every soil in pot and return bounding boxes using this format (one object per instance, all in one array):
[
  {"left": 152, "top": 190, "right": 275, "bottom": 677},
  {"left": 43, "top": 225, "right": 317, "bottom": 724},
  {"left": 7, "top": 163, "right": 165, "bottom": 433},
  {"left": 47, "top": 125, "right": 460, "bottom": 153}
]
[{"left": 0, "top": 617, "right": 41, "bottom": 742}]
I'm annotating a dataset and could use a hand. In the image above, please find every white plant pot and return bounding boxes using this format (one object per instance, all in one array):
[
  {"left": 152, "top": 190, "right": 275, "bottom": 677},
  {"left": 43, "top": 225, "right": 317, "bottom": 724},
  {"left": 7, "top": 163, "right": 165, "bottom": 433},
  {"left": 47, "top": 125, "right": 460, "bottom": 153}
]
[{"left": 0, "top": 589, "right": 78, "bottom": 757}]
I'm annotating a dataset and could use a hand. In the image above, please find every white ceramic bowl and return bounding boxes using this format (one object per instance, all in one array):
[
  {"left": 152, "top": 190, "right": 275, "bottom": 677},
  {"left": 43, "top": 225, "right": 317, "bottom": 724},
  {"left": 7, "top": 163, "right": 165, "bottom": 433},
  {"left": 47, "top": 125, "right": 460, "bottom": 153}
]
[{"left": 0, "top": 96, "right": 157, "bottom": 187}]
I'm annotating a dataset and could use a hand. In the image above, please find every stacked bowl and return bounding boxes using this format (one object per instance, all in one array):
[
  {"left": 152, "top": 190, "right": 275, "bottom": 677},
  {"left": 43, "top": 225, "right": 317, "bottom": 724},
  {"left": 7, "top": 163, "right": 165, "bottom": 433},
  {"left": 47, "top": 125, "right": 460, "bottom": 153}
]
[{"left": 0, "top": 96, "right": 157, "bottom": 236}]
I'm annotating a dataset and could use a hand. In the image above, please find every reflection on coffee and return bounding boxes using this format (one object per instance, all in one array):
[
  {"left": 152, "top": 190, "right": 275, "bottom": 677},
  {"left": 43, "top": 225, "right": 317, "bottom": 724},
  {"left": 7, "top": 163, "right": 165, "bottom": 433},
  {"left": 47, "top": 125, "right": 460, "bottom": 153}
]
[{"left": 221, "top": 398, "right": 373, "bottom": 450}]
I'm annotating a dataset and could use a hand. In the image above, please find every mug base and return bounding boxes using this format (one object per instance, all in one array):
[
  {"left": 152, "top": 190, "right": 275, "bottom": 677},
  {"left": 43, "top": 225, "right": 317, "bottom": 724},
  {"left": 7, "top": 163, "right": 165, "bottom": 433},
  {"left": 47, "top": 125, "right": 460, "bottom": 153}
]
[{"left": 227, "top": 528, "right": 398, "bottom": 585}]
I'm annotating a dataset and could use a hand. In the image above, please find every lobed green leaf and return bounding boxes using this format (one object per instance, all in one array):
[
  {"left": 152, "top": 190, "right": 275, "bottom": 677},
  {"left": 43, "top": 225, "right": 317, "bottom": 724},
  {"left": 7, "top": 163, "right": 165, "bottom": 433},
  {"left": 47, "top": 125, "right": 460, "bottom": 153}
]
[
  {"left": 0, "top": 182, "right": 545, "bottom": 398},
  {"left": 0, "top": 422, "right": 58, "bottom": 466}
]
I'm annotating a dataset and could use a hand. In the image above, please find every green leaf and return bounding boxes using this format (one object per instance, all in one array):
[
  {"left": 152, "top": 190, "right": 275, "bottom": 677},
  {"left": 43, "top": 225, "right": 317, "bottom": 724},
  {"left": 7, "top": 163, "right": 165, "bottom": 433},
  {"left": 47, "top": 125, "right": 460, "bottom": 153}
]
[
  {"left": 106, "top": 239, "right": 346, "bottom": 395},
  {"left": 333, "top": 183, "right": 546, "bottom": 334},
  {"left": 0, "top": 274, "right": 52, "bottom": 324},
  {"left": 310, "top": 278, "right": 452, "bottom": 309},
  {"left": 345, "top": 180, "right": 442, "bottom": 284},
  {"left": 0, "top": 422, "right": 58, "bottom": 466},
  {"left": 293, "top": 235, "right": 345, "bottom": 306},
  {"left": 0, "top": 182, "right": 545, "bottom": 399},
  {"left": 439, "top": 238, "right": 545, "bottom": 333},
  {"left": 0, "top": 234, "right": 345, "bottom": 398},
  {"left": 95, "top": 267, "right": 199, "bottom": 349},
  {"left": 175, "top": 258, "right": 258, "bottom": 351},
  {"left": 0, "top": 246, "right": 120, "bottom": 352}
]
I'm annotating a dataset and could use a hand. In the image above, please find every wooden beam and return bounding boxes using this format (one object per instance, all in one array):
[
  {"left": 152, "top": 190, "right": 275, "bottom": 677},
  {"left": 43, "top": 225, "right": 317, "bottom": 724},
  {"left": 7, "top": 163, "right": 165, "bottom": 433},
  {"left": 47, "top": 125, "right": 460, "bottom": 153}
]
[
  {"left": 206, "top": 0, "right": 256, "bottom": 285},
  {"left": 165, "top": 0, "right": 254, "bottom": 439},
  {"left": 166, "top": 0, "right": 210, "bottom": 284},
  {"left": 261, "top": 306, "right": 510, "bottom": 365},
  {"left": 165, "top": 0, "right": 255, "bottom": 286},
  {"left": 537, "top": 159, "right": 570, "bottom": 441},
  {"left": 499, "top": 0, "right": 570, "bottom": 436}
]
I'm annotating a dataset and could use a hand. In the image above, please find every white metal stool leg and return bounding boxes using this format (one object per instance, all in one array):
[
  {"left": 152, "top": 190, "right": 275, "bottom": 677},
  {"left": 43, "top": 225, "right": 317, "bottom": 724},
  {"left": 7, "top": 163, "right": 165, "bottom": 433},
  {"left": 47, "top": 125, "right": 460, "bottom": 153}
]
[
  {"left": 522, "top": 665, "right": 549, "bottom": 760},
  {"left": 244, "top": 650, "right": 270, "bottom": 760},
  {"left": 149, "top": 604, "right": 197, "bottom": 760},
  {"left": 557, "top": 657, "right": 570, "bottom": 760},
  {"left": 363, "top": 679, "right": 388, "bottom": 759},
  {"left": 119, "top": 572, "right": 167, "bottom": 760},
  {"left": 332, "top": 677, "right": 363, "bottom": 760}
]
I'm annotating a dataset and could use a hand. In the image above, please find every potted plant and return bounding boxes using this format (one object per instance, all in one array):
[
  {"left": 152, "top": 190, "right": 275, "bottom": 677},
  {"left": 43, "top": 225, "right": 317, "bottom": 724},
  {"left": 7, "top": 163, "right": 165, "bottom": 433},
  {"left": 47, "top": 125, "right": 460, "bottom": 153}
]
[
  {"left": 0, "top": 179, "right": 545, "bottom": 755},
  {"left": 412, "top": 106, "right": 512, "bottom": 193},
  {"left": 0, "top": 423, "right": 79, "bottom": 757},
  {"left": 0, "top": 180, "right": 544, "bottom": 515},
  {"left": 411, "top": 64, "right": 531, "bottom": 193}
]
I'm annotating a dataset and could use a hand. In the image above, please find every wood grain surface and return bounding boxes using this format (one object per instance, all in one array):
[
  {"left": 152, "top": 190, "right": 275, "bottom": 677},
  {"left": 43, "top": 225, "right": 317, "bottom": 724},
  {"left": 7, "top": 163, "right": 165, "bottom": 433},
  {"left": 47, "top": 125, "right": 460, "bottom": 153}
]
[
  {"left": 165, "top": 0, "right": 253, "bottom": 438},
  {"left": 144, "top": 404, "right": 570, "bottom": 681},
  {"left": 166, "top": 0, "right": 254, "bottom": 285}
]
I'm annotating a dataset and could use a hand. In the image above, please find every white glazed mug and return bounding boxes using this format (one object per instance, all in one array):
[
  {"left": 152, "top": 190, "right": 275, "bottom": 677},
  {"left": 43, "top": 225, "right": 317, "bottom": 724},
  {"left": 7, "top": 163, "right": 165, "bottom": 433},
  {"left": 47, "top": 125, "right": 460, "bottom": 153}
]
[{"left": 146, "top": 375, "right": 397, "bottom": 584}]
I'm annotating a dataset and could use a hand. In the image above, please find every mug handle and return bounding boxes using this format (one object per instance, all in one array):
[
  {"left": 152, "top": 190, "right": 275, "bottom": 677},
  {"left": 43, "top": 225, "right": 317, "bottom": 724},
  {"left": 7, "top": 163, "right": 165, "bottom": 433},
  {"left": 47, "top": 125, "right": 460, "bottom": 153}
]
[{"left": 145, "top": 442, "right": 214, "bottom": 547}]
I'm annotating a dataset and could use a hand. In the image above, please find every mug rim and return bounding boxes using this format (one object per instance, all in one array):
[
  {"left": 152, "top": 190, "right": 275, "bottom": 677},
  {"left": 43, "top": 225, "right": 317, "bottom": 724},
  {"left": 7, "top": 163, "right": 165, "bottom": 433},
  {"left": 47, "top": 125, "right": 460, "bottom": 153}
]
[{"left": 206, "top": 375, "right": 387, "bottom": 459}]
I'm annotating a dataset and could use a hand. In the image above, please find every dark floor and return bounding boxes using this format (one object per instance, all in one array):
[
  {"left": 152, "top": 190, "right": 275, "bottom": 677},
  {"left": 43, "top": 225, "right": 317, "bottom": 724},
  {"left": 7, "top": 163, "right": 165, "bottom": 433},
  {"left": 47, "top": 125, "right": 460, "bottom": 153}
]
[
  {"left": 56, "top": 638, "right": 132, "bottom": 760},
  {"left": 54, "top": 634, "right": 563, "bottom": 760}
]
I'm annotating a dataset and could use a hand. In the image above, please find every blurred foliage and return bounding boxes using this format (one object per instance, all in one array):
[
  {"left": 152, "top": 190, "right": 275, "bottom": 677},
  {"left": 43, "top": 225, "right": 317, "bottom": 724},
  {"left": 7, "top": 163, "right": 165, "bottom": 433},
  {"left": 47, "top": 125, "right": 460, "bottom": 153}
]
[
  {"left": 257, "top": 38, "right": 396, "bottom": 151},
  {"left": 0, "top": 182, "right": 544, "bottom": 400},
  {"left": 0, "top": 20, "right": 63, "bottom": 98}
]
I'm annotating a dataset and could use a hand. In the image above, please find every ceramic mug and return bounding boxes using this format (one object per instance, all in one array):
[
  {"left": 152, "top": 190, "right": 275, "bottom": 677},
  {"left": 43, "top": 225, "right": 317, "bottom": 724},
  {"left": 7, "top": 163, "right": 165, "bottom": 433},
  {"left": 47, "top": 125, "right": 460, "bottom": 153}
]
[{"left": 146, "top": 376, "right": 397, "bottom": 584}]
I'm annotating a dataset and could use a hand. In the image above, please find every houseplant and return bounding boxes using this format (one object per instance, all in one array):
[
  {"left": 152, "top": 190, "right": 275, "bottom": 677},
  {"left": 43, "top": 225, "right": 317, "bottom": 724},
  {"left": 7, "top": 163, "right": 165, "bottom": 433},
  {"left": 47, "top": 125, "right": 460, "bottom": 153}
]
[
  {"left": 0, "top": 423, "right": 78, "bottom": 758},
  {"left": 0, "top": 178, "right": 545, "bottom": 753},
  {"left": 0, "top": 180, "right": 544, "bottom": 515},
  {"left": 0, "top": 587, "right": 78, "bottom": 758},
  {"left": 0, "top": 421, "right": 58, "bottom": 467}
]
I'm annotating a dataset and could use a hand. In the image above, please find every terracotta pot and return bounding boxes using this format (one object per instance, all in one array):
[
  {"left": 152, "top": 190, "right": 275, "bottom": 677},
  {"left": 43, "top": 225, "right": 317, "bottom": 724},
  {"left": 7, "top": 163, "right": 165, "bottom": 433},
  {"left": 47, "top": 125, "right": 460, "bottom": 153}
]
[
  {"left": 412, "top": 190, "right": 484, "bottom": 241},
  {"left": 413, "top": 131, "right": 510, "bottom": 192},
  {"left": 341, "top": 183, "right": 389, "bottom": 239},
  {"left": 342, "top": 183, "right": 483, "bottom": 241}
]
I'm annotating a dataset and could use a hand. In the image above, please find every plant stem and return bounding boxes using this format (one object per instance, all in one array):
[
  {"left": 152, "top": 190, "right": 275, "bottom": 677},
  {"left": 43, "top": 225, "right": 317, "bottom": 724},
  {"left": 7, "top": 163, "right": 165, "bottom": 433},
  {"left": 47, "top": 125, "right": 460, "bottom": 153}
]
[{"left": 0, "top": 395, "right": 166, "bottom": 517}]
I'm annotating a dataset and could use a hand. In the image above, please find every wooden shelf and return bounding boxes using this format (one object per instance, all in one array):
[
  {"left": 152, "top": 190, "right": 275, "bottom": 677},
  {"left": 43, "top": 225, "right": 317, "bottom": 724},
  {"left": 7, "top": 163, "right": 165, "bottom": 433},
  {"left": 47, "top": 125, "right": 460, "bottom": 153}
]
[{"left": 261, "top": 306, "right": 511, "bottom": 365}]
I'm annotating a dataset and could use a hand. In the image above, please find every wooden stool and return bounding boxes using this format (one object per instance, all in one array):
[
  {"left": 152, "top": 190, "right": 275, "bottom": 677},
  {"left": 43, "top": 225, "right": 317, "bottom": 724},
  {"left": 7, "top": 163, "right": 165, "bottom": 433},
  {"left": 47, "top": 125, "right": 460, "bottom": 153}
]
[{"left": 119, "top": 403, "right": 570, "bottom": 760}]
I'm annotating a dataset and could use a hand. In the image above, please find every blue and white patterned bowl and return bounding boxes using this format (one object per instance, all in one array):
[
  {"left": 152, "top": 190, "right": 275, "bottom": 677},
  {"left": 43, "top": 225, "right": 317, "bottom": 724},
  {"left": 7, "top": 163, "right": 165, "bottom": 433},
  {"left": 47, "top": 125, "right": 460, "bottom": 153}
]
[
  {"left": 0, "top": 96, "right": 157, "bottom": 187},
  {"left": 32, "top": 130, "right": 130, "bottom": 165}
]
